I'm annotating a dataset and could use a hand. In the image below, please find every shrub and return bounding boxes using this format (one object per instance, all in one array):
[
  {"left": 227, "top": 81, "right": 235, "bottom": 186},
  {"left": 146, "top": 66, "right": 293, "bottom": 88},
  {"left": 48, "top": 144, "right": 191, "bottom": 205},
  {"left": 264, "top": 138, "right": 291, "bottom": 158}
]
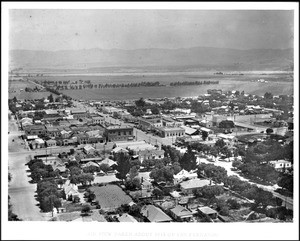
[{"left": 227, "top": 198, "right": 241, "bottom": 210}]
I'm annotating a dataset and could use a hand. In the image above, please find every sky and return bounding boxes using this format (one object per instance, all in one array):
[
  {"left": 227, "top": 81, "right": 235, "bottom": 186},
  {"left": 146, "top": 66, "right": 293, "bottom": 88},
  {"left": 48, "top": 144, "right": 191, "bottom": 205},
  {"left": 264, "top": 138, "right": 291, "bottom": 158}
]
[{"left": 9, "top": 9, "right": 294, "bottom": 51}]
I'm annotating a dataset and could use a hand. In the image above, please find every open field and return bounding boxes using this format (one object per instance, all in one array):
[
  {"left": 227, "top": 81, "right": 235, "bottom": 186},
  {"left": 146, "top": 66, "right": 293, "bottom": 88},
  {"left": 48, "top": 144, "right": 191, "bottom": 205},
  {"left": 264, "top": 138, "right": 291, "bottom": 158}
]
[
  {"left": 10, "top": 72, "right": 294, "bottom": 101},
  {"left": 61, "top": 80, "right": 293, "bottom": 101},
  {"left": 90, "top": 185, "right": 132, "bottom": 210},
  {"left": 9, "top": 91, "right": 56, "bottom": 100},
  {"left": 9, "top": 80, "right": 56, "bottom": 100}
]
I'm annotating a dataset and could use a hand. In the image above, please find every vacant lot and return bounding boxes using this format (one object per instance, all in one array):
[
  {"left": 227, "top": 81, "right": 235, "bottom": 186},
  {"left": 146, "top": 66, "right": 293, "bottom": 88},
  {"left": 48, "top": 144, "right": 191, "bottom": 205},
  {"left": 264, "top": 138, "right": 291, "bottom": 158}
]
[{"left": 90, "top": 185, "right": 132, "bottom": 210}]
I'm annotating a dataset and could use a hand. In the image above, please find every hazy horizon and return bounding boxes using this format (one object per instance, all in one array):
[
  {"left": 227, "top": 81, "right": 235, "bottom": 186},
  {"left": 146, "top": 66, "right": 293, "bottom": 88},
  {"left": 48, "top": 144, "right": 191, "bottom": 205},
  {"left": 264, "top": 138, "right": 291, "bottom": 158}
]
[{"left": 9, "top": 9, "right": 294, "bottom": 52}]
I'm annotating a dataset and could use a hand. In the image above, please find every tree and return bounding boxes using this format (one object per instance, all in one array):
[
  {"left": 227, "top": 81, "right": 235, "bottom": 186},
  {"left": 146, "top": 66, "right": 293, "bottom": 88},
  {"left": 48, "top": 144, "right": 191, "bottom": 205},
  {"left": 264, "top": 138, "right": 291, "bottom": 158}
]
[
  {"left": 83, "top": 166, "right": 100, "bottom": 173},
  {"left": 197, "top": 163, "right": 227, "bottom": 184},
  {"left": 226, "top": 198, "right": 241, "bottom": 210},
  {"left": 151, "top": 106, "right": 160, "bottom": 115},
  {"left": 135, "top": 98, "right": 146, "bottom": 108},
  {"left": 115, "top": 152, "right": 131, "bottom": 182},
  {"left": 128, "top": 166, "right": 139, "bottom": 180},
  {"left": 99, "top": 163, "right": 110, "bottom": 173},
  {"left": 219, "top": 120, "right": 234, "bottom": 129},
  {"left": 171, "top": 162, "right": 182, "bottom": 175},
  {"left": 141, "top": 158, "right": 155, "bottom": 170},
  {"left": 81, "top": 204, "right": 91, "bottom": 216},
  {"left": 195, "top": 185, "right": 224, "bottom": 199},
  {"left": 202, "top": 131, "right": 208, "bottom": 141},
  {"left": 12, "top": 96, "right": 18, "bottom": 103},
  {"left": 152, "top": 188, "right": 163, "bottom": 198},
  {"left": 150, "top": 165, "right": 174, "bottom": 183},
  {"left": 215, "top": 139, "right": 226, "bottom": 149},
  {"left": 40, "top": 194, "right": 61, "bottom": 212},
  {"left": 278, "top": 173, "right": 293, "bottom": 193},
  {"left": 179, "top": 147, "right": 198, "bottom": 172},
  {"left": 69, "top": 166, "right": 82, "bottom": 176},
  {"left": 232, "top": 160, "right": 243, "bottom": 169},
  {"left": 264, "top": 92, "right": 273, "bottom": 100},
  {"left": 266, "top": 128, "right": 274, "bottom": 135},
  {"left": 130, "top": 159, "right": 142, "bottom": 169},
  {"left": 48, "top": 94, "right": 54, "bottom": 103},
  {"left": 78, "top": 173, "right": 94, "bottom": 186}
]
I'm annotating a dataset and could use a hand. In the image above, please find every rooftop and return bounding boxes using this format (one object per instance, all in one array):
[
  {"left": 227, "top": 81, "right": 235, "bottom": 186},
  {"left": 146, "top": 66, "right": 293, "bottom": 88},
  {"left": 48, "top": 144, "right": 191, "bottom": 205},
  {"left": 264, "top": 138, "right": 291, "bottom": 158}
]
[{"left": 180, "top": 178, "right": 211, "bottom": 190}]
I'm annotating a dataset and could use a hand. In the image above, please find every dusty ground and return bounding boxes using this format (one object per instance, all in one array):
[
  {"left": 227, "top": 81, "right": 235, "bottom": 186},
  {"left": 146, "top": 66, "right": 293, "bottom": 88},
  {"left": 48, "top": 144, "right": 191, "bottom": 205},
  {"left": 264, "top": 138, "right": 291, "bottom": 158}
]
[{"left": 8, "top": 152, "right": 46, "bottom": 221}]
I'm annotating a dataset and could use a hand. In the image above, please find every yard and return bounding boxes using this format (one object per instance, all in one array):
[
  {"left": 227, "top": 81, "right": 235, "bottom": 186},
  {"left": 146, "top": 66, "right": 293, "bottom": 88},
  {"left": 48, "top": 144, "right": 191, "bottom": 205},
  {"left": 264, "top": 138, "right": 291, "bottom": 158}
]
[{"left": 90, "top": 185, "right": 132, "bottom": 211}]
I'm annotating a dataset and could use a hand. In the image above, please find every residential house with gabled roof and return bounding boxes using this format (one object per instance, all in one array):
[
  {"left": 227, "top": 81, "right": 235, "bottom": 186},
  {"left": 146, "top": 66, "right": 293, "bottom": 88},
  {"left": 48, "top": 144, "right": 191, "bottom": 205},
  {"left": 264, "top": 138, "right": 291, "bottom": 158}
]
[
  {"left": 98, "top": 158, "right": 117, "bottom": 168},
  {"left": 63, "top": 180, "right": 80, "bottom": 202},
  {"left": 81, "top": 161, "right": 100, "bottom": 169},
  {"left": 140, "top": 205, "right": 172, "bottom": 222},
  {"left": 170, "top": 205, "right": 193, "bottom": 221},
  {"left": 83, "top": 144, "right": 95, "bottom": 155},
  {"left": 173, "top": 169, "right": 198, "bottom": 185}
]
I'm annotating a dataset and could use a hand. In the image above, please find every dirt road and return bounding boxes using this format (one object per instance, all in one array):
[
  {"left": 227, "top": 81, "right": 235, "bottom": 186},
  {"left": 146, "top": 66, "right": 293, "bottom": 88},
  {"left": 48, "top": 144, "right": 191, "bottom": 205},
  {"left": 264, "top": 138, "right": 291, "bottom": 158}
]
[{"left": 8, "top": 152, "right": 46, "bottom": 221}]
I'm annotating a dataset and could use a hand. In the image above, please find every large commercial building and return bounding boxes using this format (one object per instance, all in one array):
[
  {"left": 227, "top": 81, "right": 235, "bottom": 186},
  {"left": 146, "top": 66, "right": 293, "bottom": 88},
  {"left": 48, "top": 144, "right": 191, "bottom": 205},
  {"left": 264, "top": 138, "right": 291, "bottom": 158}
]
[
  {"left": 104, "top": 125, "right": 134, "bottom": 142},
  {"left": 156, "top": 126, "right": 185, "bottom": 138}
]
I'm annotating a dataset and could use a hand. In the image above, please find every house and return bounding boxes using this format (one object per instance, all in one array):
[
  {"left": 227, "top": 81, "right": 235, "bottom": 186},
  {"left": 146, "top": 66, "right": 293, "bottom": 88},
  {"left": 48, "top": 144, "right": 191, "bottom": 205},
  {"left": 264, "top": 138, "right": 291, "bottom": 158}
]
[
  {"left": 46, "top": 139, "right": 57, "bottom": 147},
  {"left": 20, "top": 117, "right": 33, "bottom": 127},
  {"left": 79, "top": 157, "right": 103, "bottom": 164},
  {"left": 198, "top": 206, "right": 218, "bottom": 219},
  {"left": 76, "top": 133, "right": 89, "bottom": 144},
  {"left": 181, "top": 126, "right": 199, "bottom": 136},
  {"left": 63, "top": 181, "right": 80, "bottom": 201},
  {"left": 180, "top": 178, "right": 212, "bottom": 194},
  {"left": 53, "top": 163, "right": 67, "bottom": 173},
  {"left": 46, "top": 126, "right": 61, "bottom": 137},
  {"left": 83, "top": 145, "right": 95, "bottom": 155},
  {"left": 173, "top": 169, "right": 198, "bottom": 185},
  {"left": 170, "top": 205, "right": 193, "bottom": 221},
  {"left": 39, "top": 156, "right": 63, "bottom": 166},
  {"left": 61, "top": 130, "right": 72, "bottom": 139},
  {"left": 200, "top": 127, "right": 214, "bottom": 135},
  {"left": 70, "top": 109, "right": 88, "bottom": 119},
  {"left": 138, "top": 149, "right": 165, "bottom": 163},
  {"left": 118, "top": 213, "right": 138, "bottom": 222},
  {"left": 199, "top": 119, "right": 213, "bottom": 128},
  {"left": 82, "top": 161, "right": 100, "bottom": 169},
  {"left": 24, "top": 124, "right": 47, "bottom": 136},
  {"left": 269, "top": 160, "right": 292, "bottom": 171},
  {"left": 26, "top": 135, "right": 39, "bottom": 141},
  {"left": 140, "top": 205, "right": 172, "bottom": 222},
  {"left": 31, "top": 138, "right": 45, "bottom": 149},
  {"left": 98, "top": 158, "right": 117, "bottom": 168},
  {"left": 111, "top": 146, "right": 129, "bottom": 154}
]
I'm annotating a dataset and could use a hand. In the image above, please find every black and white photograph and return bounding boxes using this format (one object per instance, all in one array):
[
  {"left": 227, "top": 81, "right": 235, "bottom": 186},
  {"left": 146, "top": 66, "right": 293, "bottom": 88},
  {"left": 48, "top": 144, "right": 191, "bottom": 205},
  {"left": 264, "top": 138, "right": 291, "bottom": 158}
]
[{"left": 1, "top": 2, "right": 299, "bottom": 240}]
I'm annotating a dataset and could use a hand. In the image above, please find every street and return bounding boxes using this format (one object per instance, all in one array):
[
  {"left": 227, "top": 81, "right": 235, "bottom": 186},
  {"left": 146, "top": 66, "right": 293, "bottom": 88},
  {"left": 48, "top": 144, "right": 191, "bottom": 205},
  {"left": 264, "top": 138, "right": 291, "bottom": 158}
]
[{"left": 8, "top": 152, "right": 46, "bottom": 221}]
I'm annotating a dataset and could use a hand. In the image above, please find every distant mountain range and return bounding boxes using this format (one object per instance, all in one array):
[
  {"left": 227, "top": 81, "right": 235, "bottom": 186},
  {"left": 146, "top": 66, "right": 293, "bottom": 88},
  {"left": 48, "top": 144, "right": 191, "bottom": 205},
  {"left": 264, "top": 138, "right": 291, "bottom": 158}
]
[{"left": 9, "top": 47, "right": 293, "bottom": 71}]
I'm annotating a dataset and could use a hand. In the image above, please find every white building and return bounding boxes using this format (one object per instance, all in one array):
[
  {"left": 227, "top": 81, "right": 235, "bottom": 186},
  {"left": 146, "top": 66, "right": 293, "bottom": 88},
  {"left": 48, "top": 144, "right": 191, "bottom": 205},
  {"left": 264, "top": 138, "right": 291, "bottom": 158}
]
[{"left": 269, "top": 160, "right": 292, "bottom": 171}]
